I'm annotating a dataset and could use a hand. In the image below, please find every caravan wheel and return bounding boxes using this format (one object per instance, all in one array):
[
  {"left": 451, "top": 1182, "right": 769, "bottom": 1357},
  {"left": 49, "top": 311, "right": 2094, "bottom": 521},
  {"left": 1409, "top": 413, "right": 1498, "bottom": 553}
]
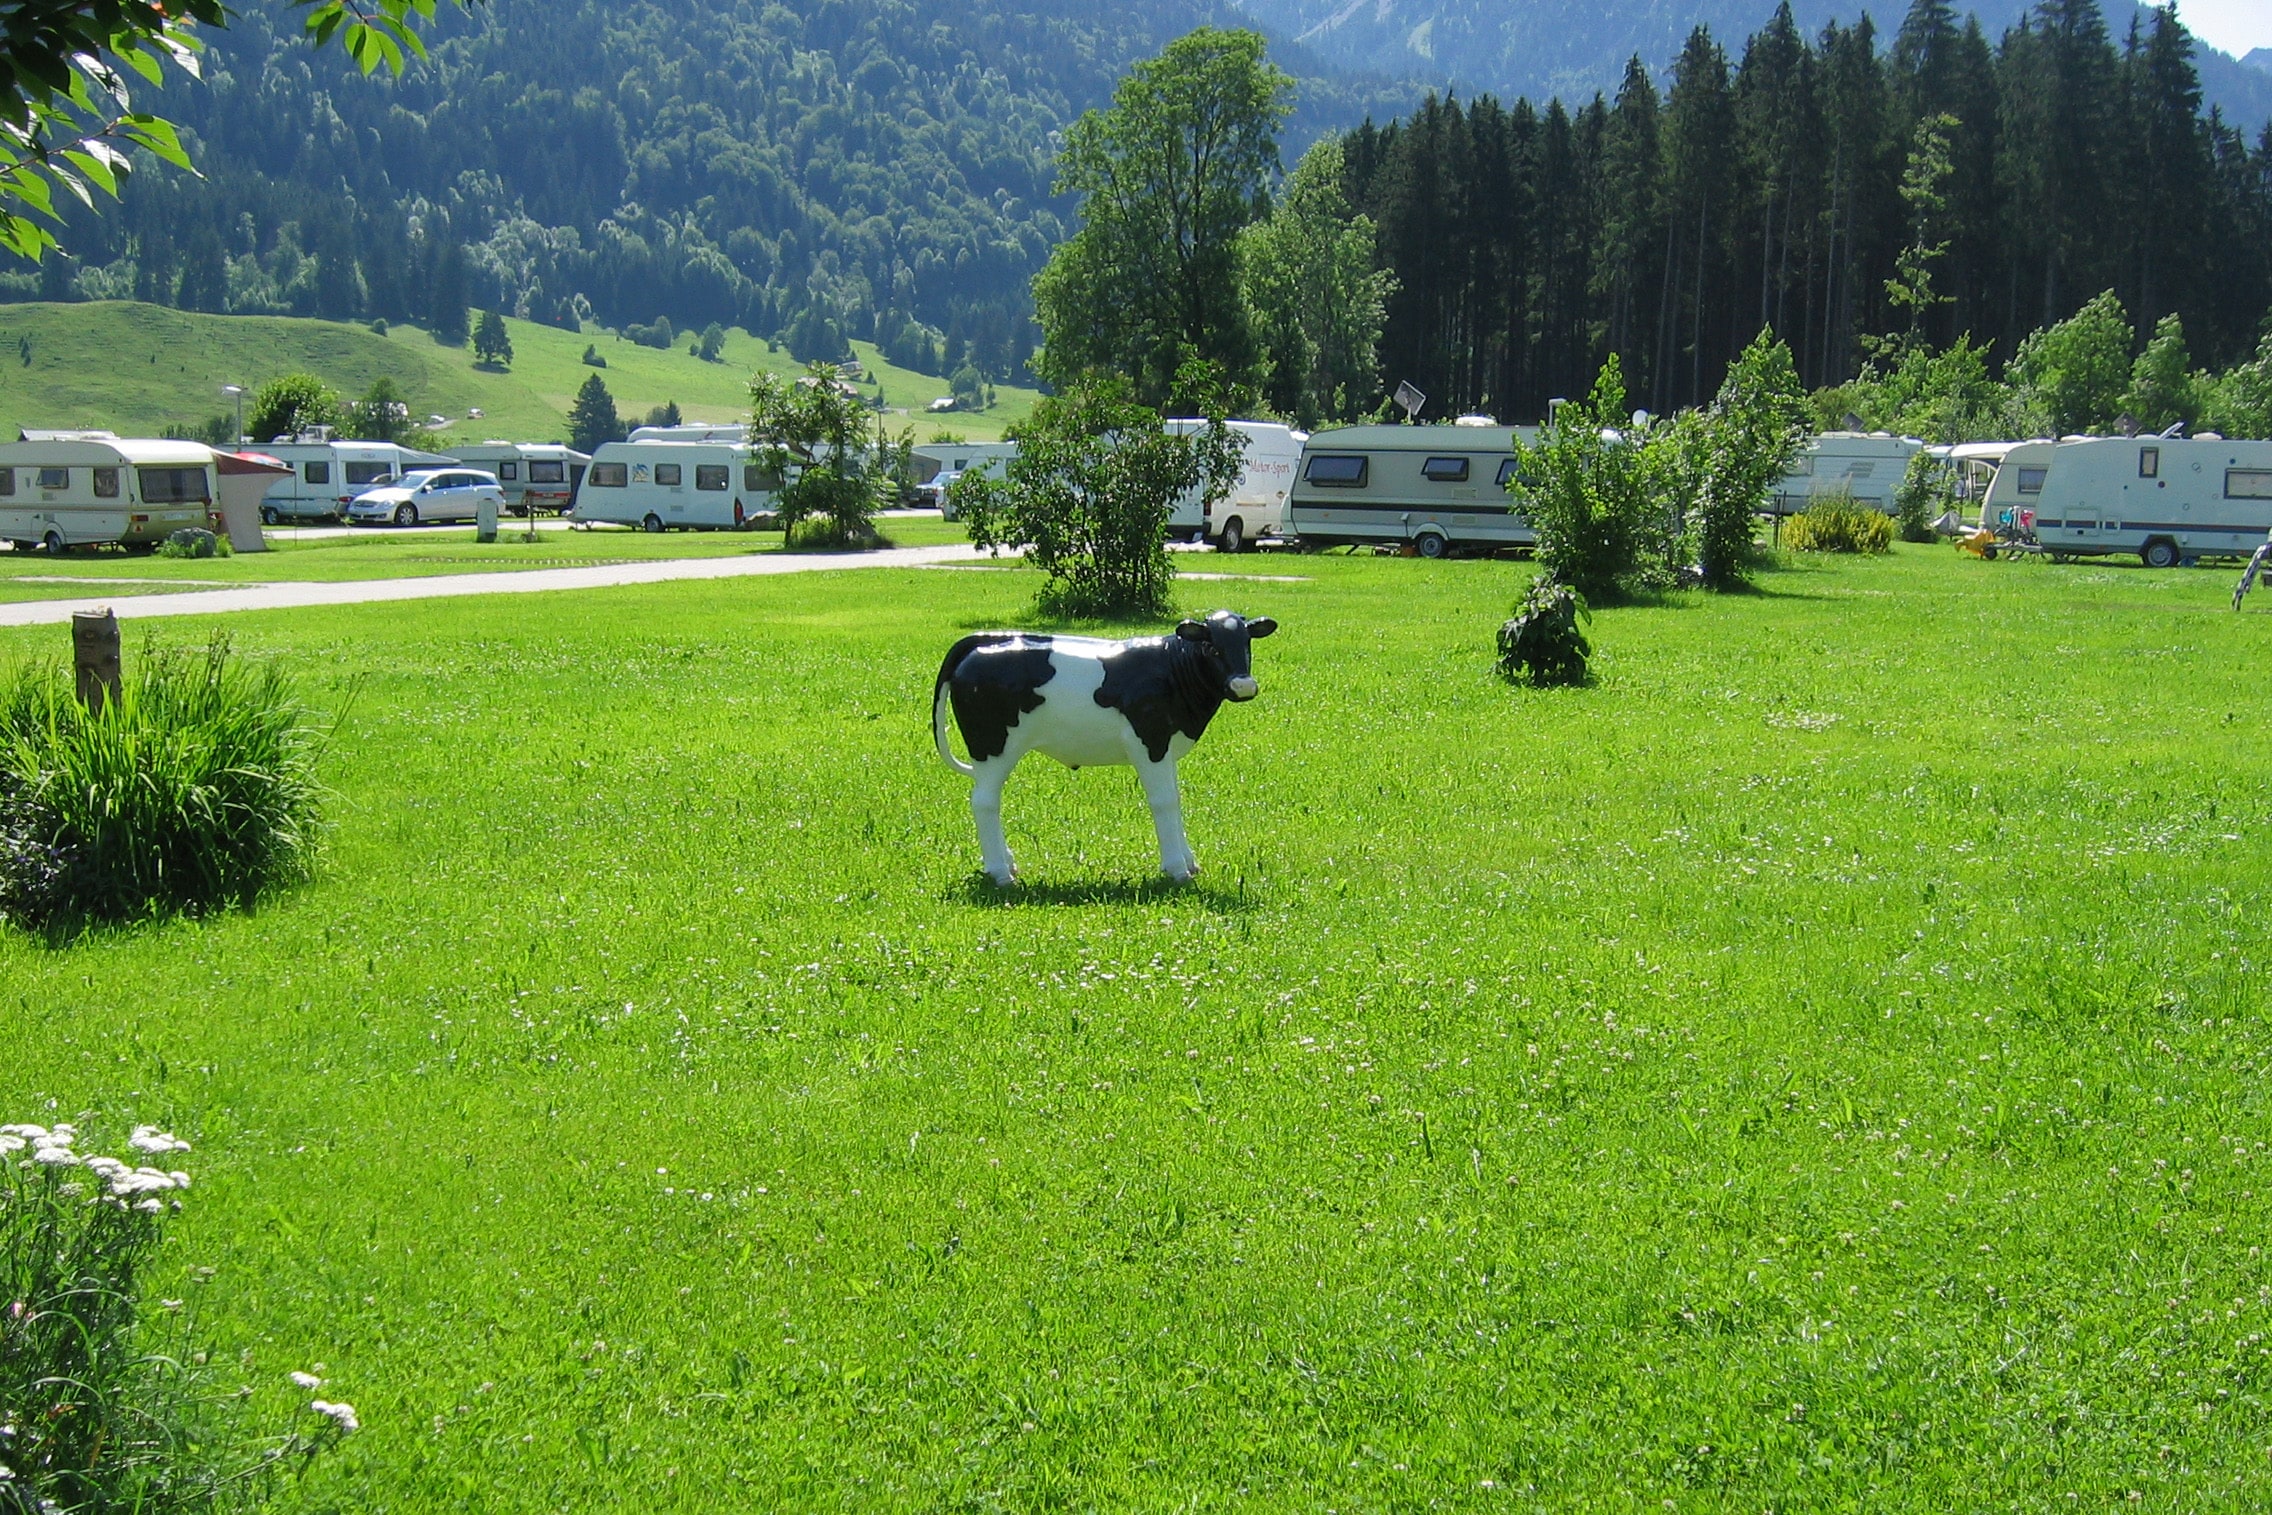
[
  {"left": 2141, "top": 538, "right": 2180, "bottom": 570},
  {"left": 1414, "top": 530, "right": 1449, "bottom": 560},
  {"left": 42, "top": 530, "right": 65, "bottom": 557},
  {"left": 260, "top": 505, "right": 280, "bottom": 526},
  {"left": 643, "top": 513, "right": 665, "bottom": 534}
]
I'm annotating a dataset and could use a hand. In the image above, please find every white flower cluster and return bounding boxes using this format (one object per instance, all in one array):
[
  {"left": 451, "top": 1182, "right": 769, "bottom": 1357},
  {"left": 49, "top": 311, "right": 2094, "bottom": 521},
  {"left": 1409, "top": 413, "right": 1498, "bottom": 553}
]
[
  {"left": 308, "top": 1399, "right": 360, "bottom": 1433},
  {"left": 3, "top": 1123, "right": 191, "bottom": 1211}
]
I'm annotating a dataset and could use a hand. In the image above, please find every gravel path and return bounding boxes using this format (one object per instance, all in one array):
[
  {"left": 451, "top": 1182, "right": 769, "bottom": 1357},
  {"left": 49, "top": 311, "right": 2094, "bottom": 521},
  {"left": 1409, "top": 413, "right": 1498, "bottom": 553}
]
[{"left": 0, "top": 542, "right": 989, "bottom": 628}]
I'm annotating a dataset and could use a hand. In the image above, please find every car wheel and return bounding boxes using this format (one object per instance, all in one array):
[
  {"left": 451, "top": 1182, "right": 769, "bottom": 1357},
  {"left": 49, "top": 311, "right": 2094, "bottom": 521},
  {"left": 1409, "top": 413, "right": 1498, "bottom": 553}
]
[
  {"left": 394, "top": 503, "right": 418, "bottom": 528},
  {"left": 1218, "top": 517, "right": 1245, "bottom": 554},
  {"left": 1415, "top": 531, "right": 1449, "bottom": 560},
  {"left": 42, "top": 529, "right": 65, "bottom": 557},
  {"left": 2141, "top": 537, "right": 2179, "bottom": 570},
  {"left": 643, "top": 513, "right": 665, "bottom": 534}
]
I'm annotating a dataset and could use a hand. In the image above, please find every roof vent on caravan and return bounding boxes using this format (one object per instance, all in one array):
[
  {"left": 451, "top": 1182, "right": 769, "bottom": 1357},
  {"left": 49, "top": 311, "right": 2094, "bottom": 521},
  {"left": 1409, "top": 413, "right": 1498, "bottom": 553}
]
[
  {"left": 285, "top": 425, "right": 336, "bottom": 444},
  {"left": 1453, "top": 414, "right": 1497, "bottom": 427},
  {"left": 628, "top": 422, "right": 750, "bottom": 444}
]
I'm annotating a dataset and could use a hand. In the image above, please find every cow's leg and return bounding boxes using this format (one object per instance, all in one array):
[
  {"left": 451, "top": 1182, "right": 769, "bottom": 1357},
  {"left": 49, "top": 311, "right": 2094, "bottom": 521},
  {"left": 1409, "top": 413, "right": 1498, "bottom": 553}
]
[
  {"left": 969, "top": 754, "right": 1020, "bottom": 885},
  {"left": 1134, "top": 756, "right": 1198, "bottom": 881}
]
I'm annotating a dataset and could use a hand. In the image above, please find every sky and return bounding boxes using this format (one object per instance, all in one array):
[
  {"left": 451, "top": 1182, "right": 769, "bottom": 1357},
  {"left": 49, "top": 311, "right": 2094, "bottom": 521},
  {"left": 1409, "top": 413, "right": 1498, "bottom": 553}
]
[{"left": 2148, "top": 0, "right": 2272, "bottom": 60}]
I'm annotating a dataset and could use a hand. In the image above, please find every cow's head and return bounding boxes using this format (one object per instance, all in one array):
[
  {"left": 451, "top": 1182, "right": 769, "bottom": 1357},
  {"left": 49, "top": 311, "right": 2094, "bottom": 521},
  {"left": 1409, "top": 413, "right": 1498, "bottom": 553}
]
[{"left": 1176, "top": 609, "right": 1278, "bottom": 701}]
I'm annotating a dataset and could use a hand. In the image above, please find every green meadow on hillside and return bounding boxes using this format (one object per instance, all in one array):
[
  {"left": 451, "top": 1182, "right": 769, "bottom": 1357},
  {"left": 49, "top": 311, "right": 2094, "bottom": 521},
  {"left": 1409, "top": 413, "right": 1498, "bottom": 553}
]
[
  {"left": 3, "top": 546, "right": 2271, "bottom": 1508},
  {"left": 0, "top": 302, "right": 1033, "bottom": 446}
]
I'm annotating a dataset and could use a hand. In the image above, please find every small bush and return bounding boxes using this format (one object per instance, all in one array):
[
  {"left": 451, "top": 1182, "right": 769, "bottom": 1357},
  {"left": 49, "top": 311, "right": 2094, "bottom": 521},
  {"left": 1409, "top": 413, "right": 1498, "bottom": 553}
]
[
  {"left": 1785, "top": 492, "right": 1894, "bottom": 554},
  {"left": 0, "top": 636, "right": 330, "bottom": 932},
  {"left": 580, "top": 344, "right": 607, "bottom": 369},
  {"left": 1496, "top": 577, "right": 1592, "bottom": 687},
  {"left": 1892, "top": 450, "right": 1946, "bottom": 543},
  {"left": 154, "top": 528, "right": 225, "bottom": 560}
]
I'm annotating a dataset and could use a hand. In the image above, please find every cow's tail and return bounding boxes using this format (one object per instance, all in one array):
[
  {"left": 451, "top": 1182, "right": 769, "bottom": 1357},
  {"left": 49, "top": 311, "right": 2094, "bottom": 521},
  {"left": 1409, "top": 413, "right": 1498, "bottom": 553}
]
[{"left": 932, "top": 634, "right": 995, "bottom": 777}]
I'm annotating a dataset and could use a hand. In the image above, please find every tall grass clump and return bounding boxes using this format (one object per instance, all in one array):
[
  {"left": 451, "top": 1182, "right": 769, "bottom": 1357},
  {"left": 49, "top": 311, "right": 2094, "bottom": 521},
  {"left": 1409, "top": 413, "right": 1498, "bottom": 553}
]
[
  {"left": 0, "top": 637, "right": 329, "bottom": 932},
  {"left": 1784, "top": 490, "right": 1894, "bottom": 554},
  {"left": 1, "top": 1122, "right": 360, "bottom": 1509}
]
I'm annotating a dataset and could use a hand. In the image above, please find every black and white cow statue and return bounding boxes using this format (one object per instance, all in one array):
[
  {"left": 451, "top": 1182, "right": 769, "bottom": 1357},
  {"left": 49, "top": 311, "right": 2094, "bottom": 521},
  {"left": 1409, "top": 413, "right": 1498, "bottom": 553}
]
[{"left": 931, "top": 610, "right": 1278, "bottom": 885}]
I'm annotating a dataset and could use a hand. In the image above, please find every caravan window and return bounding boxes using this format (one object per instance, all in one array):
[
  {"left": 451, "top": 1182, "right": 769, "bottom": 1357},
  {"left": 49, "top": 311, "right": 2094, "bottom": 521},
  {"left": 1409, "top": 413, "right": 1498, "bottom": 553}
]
[
  {"left": 2016, "top": 467, "right": 2047, "bottom": 495},
  {"left": 343, "top": 462, "right": 392, "bottom": 486},
  {"left": 1495, "top": 459, "right": 1526, "bottom": 489},
  {"left": 528, "top": 461, "right": 566, "bottom": 484},
  {"left": 695, "top": 464, "right": 729, "bottom": 491},
  {"left": 588, "top": 463, "right": 628, "bottom": 488},
  {"left": 0, "top": 469, "right": 12, "bottom": 496},
  {"left": 1790, "top": 455, "right": 1814, "bottom": 476},
  {"left": 2227, "top": 469, "right": 2272, "bottom": 500},
  {"left": 498, "top": 461, "right": 519, "bottom": 481},
  {"left": 1421, "top": 456, "right": 1471, "bottom": 482},
  {"left": 654, "top": 463, "right": 683, "bottom": 487},
  {"left": 1304, "top": 454, "right": 1368, "bottom": 488},
  {"left": 92, "top": 468, "right": 119, "bottom": 499},
  {"left": 743, "top": 465, "right": 782, "bottom": 492},
  {"left": 303, "top": 461, "right": 330, "bottom": 485},
  {"left": 2139, "top": 447, "right": 2160, "bottom": 479},
  {"left": 37, "top": 468, "right": 68, "bottom": 490},
  {"left": 137, "top": 467, "right": 210, "bottom": 504}
]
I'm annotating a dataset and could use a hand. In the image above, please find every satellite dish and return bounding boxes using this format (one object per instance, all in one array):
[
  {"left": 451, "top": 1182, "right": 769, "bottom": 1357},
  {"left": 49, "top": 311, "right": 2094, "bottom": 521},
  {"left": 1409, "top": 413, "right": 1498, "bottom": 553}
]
[{"left": 1393, "top": 380, "right": 1425, "bottom": 423}]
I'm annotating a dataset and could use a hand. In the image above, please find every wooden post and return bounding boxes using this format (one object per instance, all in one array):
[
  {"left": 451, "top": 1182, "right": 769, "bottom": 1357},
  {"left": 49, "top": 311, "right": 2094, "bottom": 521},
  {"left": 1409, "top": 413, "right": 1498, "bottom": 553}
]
[{"left": 72, "top": 609, "right": 120, "bottom": 712}]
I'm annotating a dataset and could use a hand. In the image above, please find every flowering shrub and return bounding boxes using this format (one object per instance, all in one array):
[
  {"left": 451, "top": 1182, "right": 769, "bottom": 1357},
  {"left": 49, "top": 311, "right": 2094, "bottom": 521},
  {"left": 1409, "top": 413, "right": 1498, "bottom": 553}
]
[
  {"left": 0, "top": 1122, "right": 357, "bottom": 1511},
  {"left": 1784, "top": 492, "right": 1894, "bottom": 555}
]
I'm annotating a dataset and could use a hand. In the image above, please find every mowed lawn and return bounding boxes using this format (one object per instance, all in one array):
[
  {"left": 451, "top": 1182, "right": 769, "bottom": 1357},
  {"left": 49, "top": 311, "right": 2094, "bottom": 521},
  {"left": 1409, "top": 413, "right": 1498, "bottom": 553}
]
[{"left": 2, "top": 547, "right": 2269, "bottom": 1510}]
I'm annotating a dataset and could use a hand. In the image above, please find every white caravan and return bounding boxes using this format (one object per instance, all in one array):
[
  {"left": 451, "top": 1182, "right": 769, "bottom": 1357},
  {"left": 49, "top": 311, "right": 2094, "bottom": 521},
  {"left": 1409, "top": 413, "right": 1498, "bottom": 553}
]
[
  {"left": 1285, "top": 423, "right": 1540, "bottom": 558},
  {"left": 1770, "top": 432, "right": 1924, "bottom": 515},
  {"left": 1974, "top": 439, "right": 2058, "bottom": 535},
  {"left": 914, "top": 441, "right": 1017, "bottom": 516},
  {"left": 1162, "top": 420, "right": 1306, "bottom": 550},
  {"left": 2022, "top": 435, "right": 2272, "bottom": 567},
  {"left": 255, "top": 435, "right": 455, "bottom": 523},
  {"left": 574, "top": 439, "right": 781, "bottom": 531},
  {"left": 0, "top": 433, "right": 214, "bottom": 553},
  {"left": 444, "top": 442, "right": 591, "bottom": 515}
]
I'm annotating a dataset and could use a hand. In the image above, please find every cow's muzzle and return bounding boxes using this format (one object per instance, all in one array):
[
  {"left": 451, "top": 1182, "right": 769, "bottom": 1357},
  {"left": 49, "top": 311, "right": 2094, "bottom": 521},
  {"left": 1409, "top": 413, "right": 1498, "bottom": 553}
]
[{"left": 1227, "top": 675, "right": 1259, "bottom": 701}]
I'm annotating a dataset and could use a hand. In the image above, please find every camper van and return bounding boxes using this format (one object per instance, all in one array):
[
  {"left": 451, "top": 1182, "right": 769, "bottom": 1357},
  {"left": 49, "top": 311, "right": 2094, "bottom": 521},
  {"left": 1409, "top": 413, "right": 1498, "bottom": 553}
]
[
  {"left": 2022, "top": 435, "right": 2272, "bottom": 567},
  {"left": 0, "top": 433, "right": 215, "bottom": 554},
  {"left": 1770, "top": 432, "right": 1924, "bottom": 515},
  {"left": 1284, "top": 423, "right": 1539, "bottom": 557},
  {"left": 913, "top": 441, "right": 1017, "bottom": 516},
  {"left": 1162, "top": 420, "right": 1306, "bottom": 550},
  {"left": 573, "top": 439, "right": 779, "bottom": 531},
  {"left": 444, "top": 442, "right": 591, "bottom": 515},
  {"left": 255, "top": 436, "right": 455, "bottom": 523}
]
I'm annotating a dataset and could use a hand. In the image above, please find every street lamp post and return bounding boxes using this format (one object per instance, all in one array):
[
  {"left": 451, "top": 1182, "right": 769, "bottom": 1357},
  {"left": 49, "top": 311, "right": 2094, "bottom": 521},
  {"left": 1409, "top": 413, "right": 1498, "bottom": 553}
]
[{"left": 220, "top": 384, "right": 245, "bottom": 447}]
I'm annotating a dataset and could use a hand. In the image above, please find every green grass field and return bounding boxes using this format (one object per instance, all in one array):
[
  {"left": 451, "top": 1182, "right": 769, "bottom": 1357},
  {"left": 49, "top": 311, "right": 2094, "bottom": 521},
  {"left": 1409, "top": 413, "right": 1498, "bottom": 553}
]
[
  {"left": 0, "top": 301, "right": 1034, "bottom": 446},
  {"left": 3, "top": 546, "right": 2270, "bottom": 1509}
]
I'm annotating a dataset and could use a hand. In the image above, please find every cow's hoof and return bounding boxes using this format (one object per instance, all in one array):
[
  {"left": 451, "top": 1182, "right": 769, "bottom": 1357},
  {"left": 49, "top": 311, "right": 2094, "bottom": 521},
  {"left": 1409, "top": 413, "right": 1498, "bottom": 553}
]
[
  {"left": 1163, "top": 862, "right": 1200, "bottom": 883},
  {"left": 985, "top": 866, "right": 1019, "bottom": 887}
]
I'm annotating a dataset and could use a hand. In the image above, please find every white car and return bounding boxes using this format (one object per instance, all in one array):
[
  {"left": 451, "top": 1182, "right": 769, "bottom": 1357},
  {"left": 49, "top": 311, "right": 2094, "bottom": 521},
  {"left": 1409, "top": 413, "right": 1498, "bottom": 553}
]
[{"left": 348, "top": 468, "right": 507, "bottom": 527}]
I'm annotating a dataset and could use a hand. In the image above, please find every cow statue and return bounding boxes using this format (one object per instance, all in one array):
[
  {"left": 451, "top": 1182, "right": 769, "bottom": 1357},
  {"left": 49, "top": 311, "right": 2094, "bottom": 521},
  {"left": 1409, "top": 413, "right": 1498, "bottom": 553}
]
[{"left": 931, "top": 610, "right": 1278, "bottom": 885}]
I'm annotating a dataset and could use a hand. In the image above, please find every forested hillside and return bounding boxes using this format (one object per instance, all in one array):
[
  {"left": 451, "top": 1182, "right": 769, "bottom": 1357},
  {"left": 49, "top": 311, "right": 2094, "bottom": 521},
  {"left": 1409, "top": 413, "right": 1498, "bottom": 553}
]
[
  {"left": 1342, "top": 0, "right": 2272, "bottom": 418},
  {"left": 9, "top": 0, "right": 1394, "bottom": 387}
]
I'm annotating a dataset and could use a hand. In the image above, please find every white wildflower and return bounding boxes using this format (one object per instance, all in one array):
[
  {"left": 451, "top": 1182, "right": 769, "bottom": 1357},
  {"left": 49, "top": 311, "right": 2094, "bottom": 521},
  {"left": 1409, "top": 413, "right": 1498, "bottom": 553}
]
[
  {"left": 169, "top": 1171, "right": 190, "bottom": 1189},
  {"left": 128, "top": 1127, "right": 190, "bottom": 1155},
  {"left": 30, "top": 1147, "right": 77, "bottom": 1167},
  {"left": 309, "top": 1400, "right": 360, "bottom": 1433},
  {"left": 290, "top": 1371, "right": 323, "bottom": 1390},
  {"left": 0, "top": 1124, "right": 48, "bottom": 1140},
  {"left": 134, "top": 1199, "right": 163, "bottom": 1214},
  {"left": 82, "top": 1156, "right": 129, "bottom": 1180},
  {"left": 0, "top": 1135, "right": 23, "bottom": 1155}
]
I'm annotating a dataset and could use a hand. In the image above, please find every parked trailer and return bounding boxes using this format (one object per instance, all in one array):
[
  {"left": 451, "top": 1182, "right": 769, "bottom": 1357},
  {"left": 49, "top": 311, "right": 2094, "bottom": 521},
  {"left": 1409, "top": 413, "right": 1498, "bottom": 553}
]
[
  {"left": 1285, "top": 423, "right": 1538, "bottom": 558},
  {"left": 1970, "top": 439, "right": 2060, "bottom": 539},
  {"left": 913, "top": 441, "right": 1016, "bottom": 516},
  {"left": 0, "top": 433, "right": 214, "bottom": 554},
  {"left": 444, "top": 442, "right": 591, "bottom": 515},
  {"left": 1163, "top": 420, "right": 1306, "bottom": 550},
  {"left": 1770, "top": 432, "right": 1924, "bottom": 515},
  {"left": 573, "top": 439, "right": 781, "bottom": 531},
  {"left": 256, "top": 436, "right": 455, "bottom": 523},
  {"left": 2025, "top": 435, "right": 2272, "bottom": 568}
]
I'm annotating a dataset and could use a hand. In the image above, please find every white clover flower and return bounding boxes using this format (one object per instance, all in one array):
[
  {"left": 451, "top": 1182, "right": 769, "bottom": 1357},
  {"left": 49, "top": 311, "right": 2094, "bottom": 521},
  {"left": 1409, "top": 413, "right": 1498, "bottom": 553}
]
[
  {"left": 290, "top": 1371, "right": 323, "bottom": 1390},
  {"left": 308, "top": 1400, "right": 360, "bottom": 1433},
  {"left": 128, "top": 1127, "right": 190, "bottom": 1155}
]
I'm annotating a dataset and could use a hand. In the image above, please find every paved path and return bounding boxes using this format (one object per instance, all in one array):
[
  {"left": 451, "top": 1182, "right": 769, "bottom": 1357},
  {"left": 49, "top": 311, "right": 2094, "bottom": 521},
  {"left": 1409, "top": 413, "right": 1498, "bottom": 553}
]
[{"left": 0, "top": 543, "right": 989, "bottom": 627}]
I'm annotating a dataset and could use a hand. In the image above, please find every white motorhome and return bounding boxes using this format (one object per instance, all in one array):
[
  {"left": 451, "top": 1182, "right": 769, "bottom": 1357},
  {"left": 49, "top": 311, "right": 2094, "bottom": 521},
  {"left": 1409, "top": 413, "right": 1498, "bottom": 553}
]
[
  {"left": 2022, "top": 435, "right": 2272, "bottom": 567},
  {"left": 1162, "top": 420, "right": 1306, "bottom": 550},
  {"left": 574, "top": 439, "right": 780, "bottom": 531},
  {"left": 1770, "top": 432, "right": 1924, "bottom": 515},
  {"left": 444, "top": 442, "right": 591, "bottom": 515},
  {"left": 0, "top": 433, "right": 214, "bottom": 554},
  {"left": 1285, "top": 423, "right": 1539, "bottom": 558},
  {"left": 255, "top": 434, "right": 455, "bottom": 523},
  {"left": 913, "top": 441, "right": 1017, "bottom": 517}
]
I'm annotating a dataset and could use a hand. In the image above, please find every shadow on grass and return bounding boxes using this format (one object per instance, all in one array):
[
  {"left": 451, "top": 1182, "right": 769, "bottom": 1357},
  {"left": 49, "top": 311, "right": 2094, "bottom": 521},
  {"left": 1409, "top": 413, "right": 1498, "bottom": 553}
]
[{"left": 951, "top": 872, "right": 1260, "bottom": 914}]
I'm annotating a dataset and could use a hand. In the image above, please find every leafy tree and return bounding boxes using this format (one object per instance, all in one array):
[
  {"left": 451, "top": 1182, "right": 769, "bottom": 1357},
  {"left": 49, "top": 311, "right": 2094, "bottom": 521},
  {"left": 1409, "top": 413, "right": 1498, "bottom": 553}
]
[
  {"left": 1812, "top": 336, "right": 2031, "bottom": 443},
  {"left": 1891, "top": 449, "right": 1947, "bottom": 543},
  {"left": 698, "top": 323, "right": 726, "bottom": 362},
  {"left": 1665, "top": 329, "right": 1808, "bottom": 589},
  {"left": 346, "top": 376, "right": 412, "bottom": 443},
  {"left": 2204, "top": 331, "right": 2272, "bottom": 440},
  {"left": 567, "top": 373, "right": 623, "bottom": 452},
  {"left": 949, "top": 363, "right": 986, "bottom": 411},
  {"left": 2120, "top": 313, "right": 2205, "bottom": 433},
  {"left": 2008, "top": 290, "right": 2132, "bottom": 435},
  {"left": 955, "top": 369, "right": 1242, "bottom": 618},
  {"left": 783, "top": 305, "right": 847, "bottom": 364},
  {"left": 749, "top": 363, "right": 895, "bottom": 548},
  {"left": 1509, "top": 356, "right": 1664, "bottom": 602},
  {"left": 246, "top": 372, "right": 340, "bottom": 443},
  {"left": 427, "top": 239, "right": 470, "bottom": 346},
  {"left": 1239, "top": 135, "right": 1393, "bottom": 427},
  {"left": 1877, "top": 112, "right": 1957, "bottom": 358},
  {"left": 473, "top": 309, "right": 513, "bottom": 368},
  {"left": 1032, "top": 28, "right": 1291, "bottom": 406},
  {"left": 640, "top": 401, "right": 683, "bottom": 430}
]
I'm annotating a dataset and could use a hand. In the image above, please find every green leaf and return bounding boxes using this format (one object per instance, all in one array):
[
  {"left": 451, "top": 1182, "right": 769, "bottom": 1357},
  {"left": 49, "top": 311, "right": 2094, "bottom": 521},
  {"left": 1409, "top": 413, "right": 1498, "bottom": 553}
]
[
  {"left": 119, "top": 116, "right": 192, "bottom": 172},
  {"left": 60, "top": 148, "right": 119, "bottom": 198}
]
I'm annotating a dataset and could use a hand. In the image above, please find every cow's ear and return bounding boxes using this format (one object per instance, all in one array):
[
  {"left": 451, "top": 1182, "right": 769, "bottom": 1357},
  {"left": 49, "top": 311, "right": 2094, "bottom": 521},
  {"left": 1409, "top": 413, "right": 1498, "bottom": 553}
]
[
  {"left": 1246, "top": 617, "right": 1277, "bottom": 639},
  {"left": 1175, "top": 619, "right": 1209, "bottom": 641}
]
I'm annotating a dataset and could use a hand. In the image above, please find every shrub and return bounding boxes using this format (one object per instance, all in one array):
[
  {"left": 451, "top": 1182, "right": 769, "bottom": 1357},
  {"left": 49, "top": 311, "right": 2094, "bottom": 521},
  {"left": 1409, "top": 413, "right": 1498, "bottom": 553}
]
[
  {"left": 0, "top": 637, "right": 330, "bottom": 932},
  {"left": 1496, "top": 577, "right": 1592, "bottom": 686},
  {"left": 1512, "top": 356, "right": 1667, "bottom": 602},
  {"left": 1892, "top": 450, "right": 1946, "bottom": 543},
  {"left": 580, "top": 344, "right": 607, "bottom": 369},
  {"left": 750, "top": 363, "right": 900, "bottom": 551},
  {"left": 0, "top": 1120, "right": 359, "bottom": 1507},
  {"left": 1785, "top": 491, "right": 1894, "bottom": 554},
  {"left": 1665, "top": 331, "right": 1809, "bottom": 589},
  {"left": 155, "top": 528, "right": 225, "bottom": 560}
]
